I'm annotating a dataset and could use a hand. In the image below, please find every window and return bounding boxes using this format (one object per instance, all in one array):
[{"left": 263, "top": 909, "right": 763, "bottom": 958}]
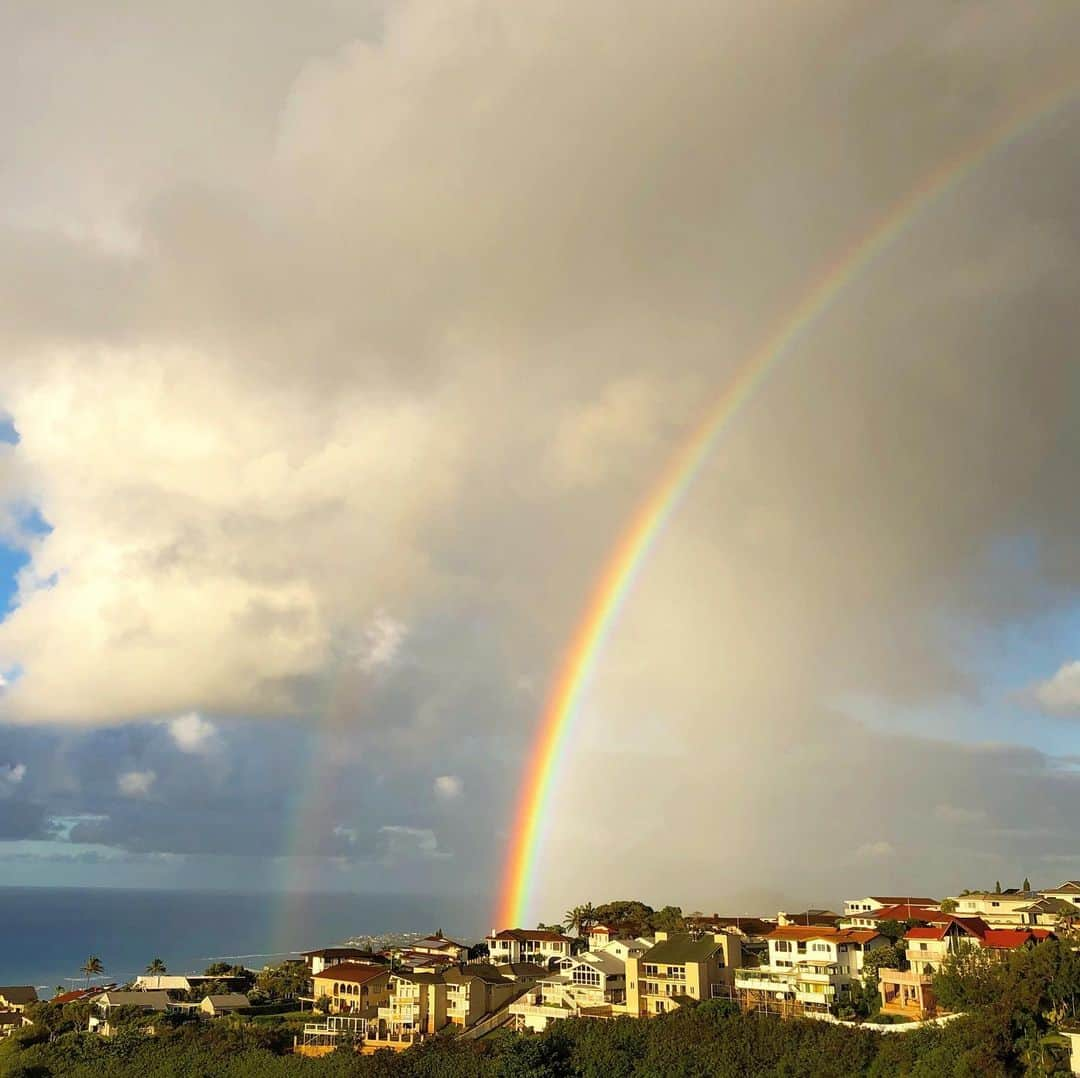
[
  {"left": 668, "top": 966, "right": 686, "bottom": 980},
  {"left": 643, "top": 964, "right": 659, "bottom": 976},
  {"left": 774, "top": 941, "right": 792, "bottom": 953},
  {"left": 811, "top": 943, "right": 829, "bottom": 953},
  {"left": 572, "top": 968, "right": 601, "bottom": 988}
]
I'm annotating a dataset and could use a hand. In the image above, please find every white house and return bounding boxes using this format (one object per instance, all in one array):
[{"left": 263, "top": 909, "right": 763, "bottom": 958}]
[
  {"left": 734, "top": 926, "right": 887, "bottom": 1013},
  {"left": 946, "top": 891, "right": 1040, "bottom": 926},
  {"left": 486, "top": 928, "right": 573, "bottom": 967},
  {"left": 510, "top": 946, "right": 629, "bottom": 1031},
  {"left": 1039, "top": 881, "right": 1080, "bottom": 908}
]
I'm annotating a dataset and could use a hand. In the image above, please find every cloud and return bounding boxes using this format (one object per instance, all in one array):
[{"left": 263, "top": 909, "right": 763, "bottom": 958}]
[
  {"left": 856, "top": 841, "right": 897, "bottom": 861},
  {"left": 0, "top": 761, "right": 26, "bottom": 791},
  {"left": 117, "top": 769, "right": 156, "bottom": 797},
  {"left": 935, "top": 803, "right": 987, "bottom": 825},
  {"left": 379, "top": 825, "right": 450, "bottom": 861},
  {"left": 1033, "top": 661, "right": 1080, "bottom": 717},
  {"left": 0, "top": 0, "right": 1078, "bottom": 907},
  {"left": 433, "top": 775, "right": 463, "bottom": 800},
  {"left": 168, "top": 712, "right": 217, "bottom": 754},
  {"left": 359, "top": 613, "right": 408, "bottom": 673}
]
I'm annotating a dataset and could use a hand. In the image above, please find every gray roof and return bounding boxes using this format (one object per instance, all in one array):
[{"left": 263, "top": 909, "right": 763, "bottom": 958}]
[
  {"left": 0, "top": 1011, "right": 27, "bottom": 1027},
  {"left": 0, "top": 987, "right": 38, "bottom": 1005},
  {"left": 96, "top": 991, "right": 172, "bottom": 1010},
  {"left": 391, "top": 971, "right": 443, "bottom": 985},
  {"left": 642, "top": 934, "right": 723, "bottom": 965},
  {"left": 204, "top": 994, "right": 250, "bottom": 1008}
]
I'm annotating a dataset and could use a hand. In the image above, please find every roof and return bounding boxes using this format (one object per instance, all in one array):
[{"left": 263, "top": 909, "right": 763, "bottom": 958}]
[
  {"left": 685, "top": 916, "right": 775, "bottom": 936},
  {"left": 495, "top": 962, "right": 548, "bottom": 979},
  {"left": 983, "top": 929, "right": 1053, "bottom": 950},
  {"left": 0, "top": 1011, "right": 27, "bottom": 1027},
  {"left": 905, "top": 926, "right": 946, "bottom": 941},
  {"left": 1044, "top": 881, "right": 1080, "bottom": 894},
  {"left": 861, "top": 904, "right": 939, "bottom": 921},
  {"left": 779, "top": 910, "right": 841, "bottom": 927},
  {"left": 416, "top": 935, "right": 466, "bottom": 949},
  {"left": 204, "top": 993, "right": 250, "bottom": 1008},
  {"left": 768, "top": 925, "right": 882, "bottom": 945},
  {"left": 564, "top": 950, "right": 625, "bottom": 975},
  {"left": 444, "top": 968, "right": 507, "bottom": 987},
  {"left": 313, "top": 963, "right": 388, "bottom": 985},
  {"left": 1017, "top": 897, "right": 1079, "bottom": 915},
  {"left": 0, "top": 987, "right": 38, "bottom": 1005},
  {"left": 96, "top": 991, "right": 172, "bottom": 1010},
  {"left": 302, "top": 947, "right": 382, "bottom": 960},
  {"left": 52, "top": 988, "right": 100, "bottom": 1004},
  {"left": 868, "top": 897, "right": 938, "bottom": 907},
  {"left": 391, "top": 970, "right": 444, "bottom": 985},
  {"left": 643, "top": 933, "right": 724, "bottom": 964},
  {"left": 954, "top": 891, "right": 1039, "bottom": 902},
  {"left": 489, "top": 928, "right": 572, "bottom": 943}
]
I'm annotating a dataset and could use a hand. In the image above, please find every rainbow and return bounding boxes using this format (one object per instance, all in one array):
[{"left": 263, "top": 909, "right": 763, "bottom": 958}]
[{"left": 495, "top": 75, "right": 1080, "bottom": 930}]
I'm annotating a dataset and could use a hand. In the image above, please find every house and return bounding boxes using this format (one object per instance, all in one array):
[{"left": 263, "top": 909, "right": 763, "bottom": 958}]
[
  {"left": 0, "top": 1011, "right": 30, "bottom": 1039},
  {"left": 410, "top": 933, "right": 469, "bottom": 963},
  {"left": 1039, "top": 881, "right": 1080, "bottom": 908},
  {"left": 51, "top": 987, "right": 108, "bottom": 1005},
  {"left": 511, "top": 944, "right": 631, "bottom": 1030},
  {"left": 495, "top": 961, "right": 550, "bottom": 982},
  {"left": 486, "top": 928, "right": 573, "bottom": 967},
  {"left": 199, "top": 993, "right": 250, "bottom": 1016},
  {"left": 311, "top": 963, "right": 390, "bottom": 1016},
  {"left": 842, "top": 896, "right": 938, "bottom": 919},
  {"left": 684, "top": 915, "right": 776, "bottom": 940},
  {"left": 443, "top": 965, "right": 520, "bottom": 1028},
  {"left": 0, "top": 987, "right": 38, "bottom": 1012},
  {"left": 734, "top": 926, "right": 887, "bottom": 1014},
  {"left": 776, "top": 909, "right": 842, "bottom": 928},
  {"left": 375, "top": 971, "right": 447, "bottom": 1040},
  {"left": 132, "top": 973, "right": 250, "bottom": 993},
  {"left": 877, "top": 916, "right": 1052, "bottom": 1020},
  {"left": 625, "top": 931, "right": 741, "bottom": 1017},
  {"left": 301, "top": 947, "right": 388, "bottom": 977},
  {"left": 1015, "top": 897, "right": 1080, "bottom": 931},
  {"left": 88, "top": 990, "right": 173, "bottom": 1036},
  {"left": 946, "top": 891, "right": 1041, "bottom": 926},
  {"left": 841, "top": 898, "right": 940, "bottom": 929}
]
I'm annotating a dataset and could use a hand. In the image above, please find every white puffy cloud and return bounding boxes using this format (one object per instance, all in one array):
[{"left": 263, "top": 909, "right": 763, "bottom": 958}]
[
  {"left": 116, "top": 770, "right": 156, "bottom": 798},
  {"left": 433, "top": 775, "right": 463, "bottom": 800},
  {"left": 168, "top": 713, "right": 217, "bottom": 754},
  {"left": 0, "top": 762, "right": 26, "bottom": 792},
  {"left": 1033, "top": 661, "right": 1080, "bottom": 717},
  {"left": 0, "top": 0, "right": 1078, "bottom": 906}
]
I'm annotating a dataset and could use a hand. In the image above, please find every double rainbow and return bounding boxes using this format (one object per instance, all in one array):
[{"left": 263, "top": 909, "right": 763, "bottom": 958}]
[{"left": 495, "top": 75, "right": 1079, "bottom": 930}]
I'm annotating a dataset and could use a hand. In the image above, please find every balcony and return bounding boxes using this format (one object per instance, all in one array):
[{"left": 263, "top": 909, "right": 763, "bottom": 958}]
[{"left": 734, "top": 969, "right": 795, "bottom": 993}]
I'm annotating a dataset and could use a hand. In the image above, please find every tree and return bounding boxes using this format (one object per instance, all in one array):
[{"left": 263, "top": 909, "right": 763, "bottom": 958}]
[
  {"left": 940, "top": 898, "right": 958, "bottom": 913},
  {"left": 651, "top": 906, "right": 686, "bottom": 933},
  {"left": 80, "top": 955, "right": 104, "bottom": 989},
  {"left": 145, "top": 958, "right": 167, "bottom": 975},
  {"left": 1023, "top": 877, "right": 1031, "bottom": 892},
  {"left": 995, "top": 880, "right": 1002, "bottom": 894}
]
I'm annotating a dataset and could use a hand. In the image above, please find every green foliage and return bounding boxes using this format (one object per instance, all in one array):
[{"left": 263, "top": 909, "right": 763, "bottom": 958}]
[{"left": 940, "top": 898, "right": 959, "bottom": 913}]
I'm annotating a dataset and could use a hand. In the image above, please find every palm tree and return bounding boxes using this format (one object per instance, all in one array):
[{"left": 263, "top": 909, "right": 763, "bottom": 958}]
[
  {"left": 145, "top": 958, "right": 167, "bottom": 975},
  {"left": 81, "top": 955, "right": 104, "bottom": 989},
  {"left": 579, "top": 903, "right": 597, "bottom": 934},
  {"left": 564, "top": 906, "right": 584, "bottom": 936}
]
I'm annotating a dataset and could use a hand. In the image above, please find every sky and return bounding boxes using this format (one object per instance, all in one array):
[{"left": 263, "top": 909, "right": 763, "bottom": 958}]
[{"left": 1, "top": 0, "right": 1080, "bottom": 921}]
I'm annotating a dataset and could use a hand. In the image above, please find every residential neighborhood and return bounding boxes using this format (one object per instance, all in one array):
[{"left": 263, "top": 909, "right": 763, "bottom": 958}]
[{"left": 5, "top": 881, "right": 1080, "bottom": 1074}]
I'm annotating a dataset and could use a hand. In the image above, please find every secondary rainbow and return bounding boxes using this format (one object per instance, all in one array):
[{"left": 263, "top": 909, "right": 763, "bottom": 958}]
[{"left": 496, "top": 75, "right": 1080, "bottom": 931}]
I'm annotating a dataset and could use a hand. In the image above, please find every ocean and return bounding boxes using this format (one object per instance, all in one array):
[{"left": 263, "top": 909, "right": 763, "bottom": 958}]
[{"left": 0, "top": 887, "right": 485, "bottom": 997}]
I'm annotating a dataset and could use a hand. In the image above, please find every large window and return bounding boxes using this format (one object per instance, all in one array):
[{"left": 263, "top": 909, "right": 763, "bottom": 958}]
[
  {"left": 774, "top": 941, "right": 792, "bottom": 953},
  {"left": 572, "top": 968, "right": 601, "bottom": 987}
]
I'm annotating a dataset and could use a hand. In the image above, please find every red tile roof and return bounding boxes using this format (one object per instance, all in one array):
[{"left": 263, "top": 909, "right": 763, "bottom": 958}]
[
  {"left": 905, "top": 926, "right": 946, "bottom": 941},
  {"left": 313, "top": 963, "right": 389, "bottom": 985}
]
